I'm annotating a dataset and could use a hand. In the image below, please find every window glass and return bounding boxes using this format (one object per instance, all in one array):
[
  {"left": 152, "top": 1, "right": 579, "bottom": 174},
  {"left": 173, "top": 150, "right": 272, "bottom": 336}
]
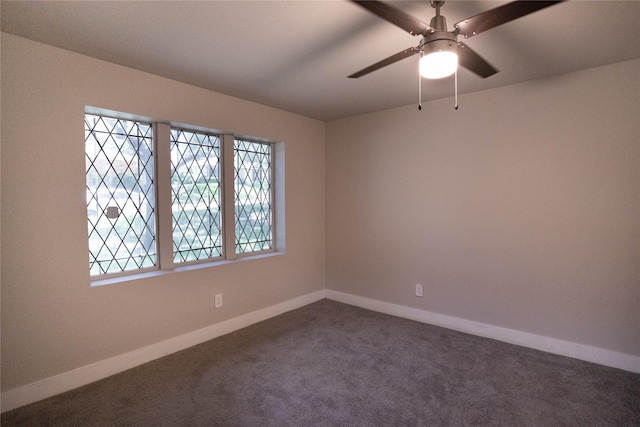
[
  {"left": 234, "top": 139, "right": 273, "bottom": 254},
  {"left": 170, "top": 129, "right": 222, "bottom": 263},
  {"left": 85, "top": 114, "right": 156, "bottom": 276}
]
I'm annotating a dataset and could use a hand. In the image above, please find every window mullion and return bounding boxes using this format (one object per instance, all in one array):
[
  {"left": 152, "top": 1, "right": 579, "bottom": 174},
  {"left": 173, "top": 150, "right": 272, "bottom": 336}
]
[
  {"left": 155, "top": 123, "right": 174, "bottom": 270},
  {"left": 273, "top": 142, "right": 284, "bottom": 252},
  {"left": 221, "top": 134, "right": 236, "bottom": 260}
]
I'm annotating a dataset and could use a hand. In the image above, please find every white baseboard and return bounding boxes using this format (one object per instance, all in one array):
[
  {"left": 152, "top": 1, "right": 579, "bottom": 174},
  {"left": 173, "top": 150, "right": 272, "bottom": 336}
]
[
  {"left": 326, "top": 289, "right": 640, "bottom": 374},
  {"left": 4, "top": 288, "right": 637, "bottom": 413},
  {"left": 1, "top": 289, "right": 326, "bottom": 413}
]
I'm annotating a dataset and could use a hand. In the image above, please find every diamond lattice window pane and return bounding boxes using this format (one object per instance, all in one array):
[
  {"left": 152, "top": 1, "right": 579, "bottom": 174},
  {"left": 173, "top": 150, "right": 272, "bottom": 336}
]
[
  {"left": 85, "top": 114, "right": 156, "bottom": 276},
  {"left": 170, "top": 129, "right": 222, "bottom": 263},
  {"left": 234, "top": 139, "right": 273, "bottom": 254}
]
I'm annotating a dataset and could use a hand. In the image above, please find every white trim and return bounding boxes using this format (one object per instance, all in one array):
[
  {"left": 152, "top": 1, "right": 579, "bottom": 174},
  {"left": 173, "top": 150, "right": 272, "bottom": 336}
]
[
  {"left": 1, "top": 289, "right": 326, "bottom": 413},
  {"left": 4, "top": 288, "right": 637, "bottom": 413},
  {"left": 325, "top": 289, "right": 640, "bottom": 374},
  {"left": 154, "top": 123, "right": 174, "bottom": 271},
  {"left": 221, "top": 134, "right": 236, "bottom": 261}
]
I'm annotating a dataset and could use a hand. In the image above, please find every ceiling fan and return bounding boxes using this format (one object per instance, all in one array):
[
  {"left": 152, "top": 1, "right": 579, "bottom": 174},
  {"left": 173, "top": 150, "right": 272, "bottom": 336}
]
[{"left": 348, "top": 0, "right": 566, "bottom": 81}]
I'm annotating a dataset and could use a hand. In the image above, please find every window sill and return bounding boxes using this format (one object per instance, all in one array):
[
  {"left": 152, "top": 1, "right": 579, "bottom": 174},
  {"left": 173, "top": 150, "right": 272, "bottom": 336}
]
[{"left": 90, "top": 251, "right": 285, "bottom": 287}]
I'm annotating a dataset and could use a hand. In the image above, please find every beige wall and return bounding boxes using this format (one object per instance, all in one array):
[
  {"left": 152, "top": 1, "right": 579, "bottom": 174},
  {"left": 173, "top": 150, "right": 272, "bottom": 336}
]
[
  {"left": 0, "top": 34, "right": 325, "bottom": 391},
  {"left": 2, "top": 31, "right": 639, "bottom": 394},
  {"left": 326, "top": 59, "right": 640, "bottom": 356}
]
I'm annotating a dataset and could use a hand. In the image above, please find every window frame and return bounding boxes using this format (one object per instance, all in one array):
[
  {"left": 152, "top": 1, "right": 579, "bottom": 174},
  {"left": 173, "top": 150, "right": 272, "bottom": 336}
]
[{"left": 85, "top": 110, "right": 282, "bottom": 284}]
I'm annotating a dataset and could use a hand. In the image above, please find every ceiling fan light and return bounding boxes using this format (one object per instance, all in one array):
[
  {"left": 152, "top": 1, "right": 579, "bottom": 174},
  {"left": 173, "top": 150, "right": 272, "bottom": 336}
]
[{"left": 420, "top": 50, "right": 458, "bottom": 79}]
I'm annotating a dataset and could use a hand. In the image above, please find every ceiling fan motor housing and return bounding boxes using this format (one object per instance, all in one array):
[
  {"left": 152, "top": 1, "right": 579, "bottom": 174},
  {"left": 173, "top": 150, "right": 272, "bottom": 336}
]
[
  {"left": 420, "top": 31, "right": 457, "bottom": 55},
  {"left": 420, "top": 12, "right": 457, "bottom": 55}
]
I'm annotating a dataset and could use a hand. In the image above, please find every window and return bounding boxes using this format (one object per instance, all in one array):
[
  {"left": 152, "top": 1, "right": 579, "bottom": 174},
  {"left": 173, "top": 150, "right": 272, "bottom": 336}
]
[
  {"left": 171, "top": 129, "right": 222, "bottom": 263},
  {"left": 85, "top": 114, "right": 156, "bottom": 276},
  {"left": 235, "top": 139, "right": 273, "bottom": 254},
  {"left": 85, "top": 111, "right": 280, "bottom": 279}
]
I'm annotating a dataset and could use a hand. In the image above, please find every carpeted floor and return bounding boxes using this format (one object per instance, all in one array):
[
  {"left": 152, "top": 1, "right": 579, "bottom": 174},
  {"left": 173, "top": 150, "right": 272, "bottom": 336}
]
[{"left": 2, "top": 299, "right": 639, "bottom": 426}]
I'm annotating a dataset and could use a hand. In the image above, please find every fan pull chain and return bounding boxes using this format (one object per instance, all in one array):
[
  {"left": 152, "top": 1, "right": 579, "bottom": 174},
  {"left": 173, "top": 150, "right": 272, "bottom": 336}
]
[
  {"left": 454, "top": 68, "right": 459, "bottom": 110},
  {"left": 418, "top": 52, "right": 423, "bottom": 111},
  {"left": 418, "top": 77, "right": 422, "bottom": 111}
]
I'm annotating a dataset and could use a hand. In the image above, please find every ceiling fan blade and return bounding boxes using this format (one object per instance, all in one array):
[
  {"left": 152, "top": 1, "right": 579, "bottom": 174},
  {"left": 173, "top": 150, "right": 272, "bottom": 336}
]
[
  {"left": 454, "top": 1, "right": 565, "bottom": 39},
  {"left": 348, "top": 47, "right": 420, "bottom": 78},
  {"left": 351, "top": 0, "right": 434, "bottom": 36},
  {"left": 456, "top": 42, "right": 498, "bottom": 78}
]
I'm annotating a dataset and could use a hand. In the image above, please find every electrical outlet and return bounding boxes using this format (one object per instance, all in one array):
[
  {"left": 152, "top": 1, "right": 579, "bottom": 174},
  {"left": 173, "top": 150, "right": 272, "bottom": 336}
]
[
  {"left": 214, "top": 293, "right": 223, "bottom": 308},
  {"left": 415, "top": 284, "right": 424, "bottom": 297}
]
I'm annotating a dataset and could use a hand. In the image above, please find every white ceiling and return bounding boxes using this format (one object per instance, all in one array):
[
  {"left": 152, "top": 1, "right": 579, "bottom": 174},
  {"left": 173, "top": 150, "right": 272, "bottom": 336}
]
[{"left": 2, "top": 0, "right": 640, "bottom": 121}]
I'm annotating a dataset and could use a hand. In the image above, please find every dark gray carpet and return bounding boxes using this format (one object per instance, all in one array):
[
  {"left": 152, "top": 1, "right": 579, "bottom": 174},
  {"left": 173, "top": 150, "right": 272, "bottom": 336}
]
[{"left": 2, "top": 299, "right": 639, "bottom": 426}]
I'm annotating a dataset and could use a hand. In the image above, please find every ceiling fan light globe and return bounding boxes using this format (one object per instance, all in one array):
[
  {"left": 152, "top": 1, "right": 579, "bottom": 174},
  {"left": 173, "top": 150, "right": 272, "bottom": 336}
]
[{"left": 420, "top": 51, "right": 458, "bottom": 79}]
